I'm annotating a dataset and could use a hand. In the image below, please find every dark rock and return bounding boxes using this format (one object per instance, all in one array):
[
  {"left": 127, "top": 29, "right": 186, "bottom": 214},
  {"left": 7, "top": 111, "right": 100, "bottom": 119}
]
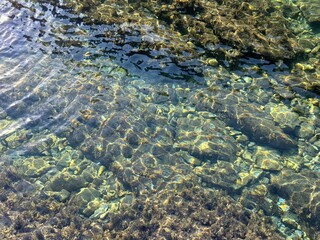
[{"left": 271, "top": 169, "right": 320, "bottom": 226}]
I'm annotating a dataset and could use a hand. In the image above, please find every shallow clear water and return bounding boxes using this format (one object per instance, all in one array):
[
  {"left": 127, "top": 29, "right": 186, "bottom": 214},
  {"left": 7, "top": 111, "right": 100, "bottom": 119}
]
[{"left": 1, "top": 0, "right": 320, "bottom": 239}]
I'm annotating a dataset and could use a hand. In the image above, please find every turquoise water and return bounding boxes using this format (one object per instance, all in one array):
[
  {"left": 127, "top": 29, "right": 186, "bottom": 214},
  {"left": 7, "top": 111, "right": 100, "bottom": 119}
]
[{"left": 0, "top": 0, "right": 320, "bottom": 239}]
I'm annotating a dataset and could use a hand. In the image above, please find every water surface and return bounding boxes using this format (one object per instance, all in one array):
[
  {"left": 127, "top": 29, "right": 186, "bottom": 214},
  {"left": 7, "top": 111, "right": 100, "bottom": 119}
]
[{"left": 1, "top": 0, "right": 320, "bottom": 239}]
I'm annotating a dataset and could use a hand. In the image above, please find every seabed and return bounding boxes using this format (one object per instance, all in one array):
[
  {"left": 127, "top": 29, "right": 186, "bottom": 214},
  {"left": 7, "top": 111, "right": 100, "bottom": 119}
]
[{"left": 0, "top": 0, "right": 320, "bottom": 239}]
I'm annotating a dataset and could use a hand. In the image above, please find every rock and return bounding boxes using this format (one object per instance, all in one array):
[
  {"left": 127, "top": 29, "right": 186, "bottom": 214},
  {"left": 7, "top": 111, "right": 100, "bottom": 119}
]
[
  {"left": 194, "top": 161, "right": 243, "bottom": 192},
  {"left": 297, "top": 0, "right": 320, "bottom": 24},
  {"left": 63, "top": 0, "right": 303, "bottom": 61},
  {"left": 45, "top": 171, "right": 88, "bottom": 192},
  {"left": 72, "top": 187, "right": 101, "bottom": 214},
  {"left": 0, "top": 213, "right": 12, "bottom": 229},
  {"left": 298, "top": 122, "right": 315, "bottom": 139},
  {"left": 45, "top": 189, "right": 71, "bottom": 202},
  {"left": 253, "top": 146, "right": 283, "bottom": 171},
  {"left": 192, "top": 90, "right": 297, "bottom": 151},
  {"left": 271, "top": 169, "right": 320, "bottom": 226},
  {"left": 90, "top": 203, "right": 110, "bottom": 219},
  {"left": 179, "top": 151, "right": 202, "bottom": 166},
  {"left": 174, "top": 115, "right": 239, "bottom": 162},
  {"left": 14, "top": 157, "right": 53, "bottom": 178},
  {"left": 104, "top": 184, "right": 285, "bottom": 239},
  {"left": 269, "top": 103, "right": 300, "bottom": 131},
  {"left": 237, "top": 112, "right": 297, "bottom": 150},
  {"left": 241, "top": 186, "right": 277, "bottom": 216},
  {"left": 0, "top": 108, "right": 7, "bottom": 119},
  {"left": 82, "top": 199, "right": 102, "bottom": 217}
]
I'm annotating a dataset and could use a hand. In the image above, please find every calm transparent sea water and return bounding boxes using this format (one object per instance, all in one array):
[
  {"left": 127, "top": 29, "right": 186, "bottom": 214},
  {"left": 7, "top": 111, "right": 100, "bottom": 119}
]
[{"left": 0, "top": 0, "right": 320, "bottom": 239}]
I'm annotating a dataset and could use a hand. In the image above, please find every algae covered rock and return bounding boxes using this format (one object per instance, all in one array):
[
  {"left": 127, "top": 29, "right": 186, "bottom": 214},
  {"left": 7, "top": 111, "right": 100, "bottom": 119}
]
[
  {"left": 253, "top": 146, "right": 283, "bottom": 171},
  {"left": 45, "top": 171, "right": 88, "bottom": 192},
  {"left": 2, "top": 0, "right": 320, "bottom": 238},
  {"left": 297, "top": 0, "right": 320, "bottom": 25},
  {"left": 0, "top": 107, "right": 7, "bottom": 119},
  {"left": 271, "top": 169, "right": 320, "bottom": 226},
  {"left": 174, "top": 115, "right": 239, "bottom": 162},
  {"left": 0, "top": 166, "right": 108, "bottom": 240},
  {"left": 105, "top": 184, "right": 285, "bottom": 239},
  {"left": 269, "top": 103, "right": 300, "bottom": 132},
  {"left": 0, "top": 164, "right": 288, "bottom": 239},
  {"left": 14, "top": 156, "right": 53, "bottom": 177},
  {"left": 60, "top": 0, "right": 303, "bottom": 63},
  {"left": 71, "top": 187, "right": 102, "bottom": 216},
  {"left": 191, "top": 90, "right": 297, "bottom": 151},
  {"left": 240, "top": 184, "right": 278, "bottom": 217},
  {"left": 194, "top": 161, "right": 243, "bottom": 192}
]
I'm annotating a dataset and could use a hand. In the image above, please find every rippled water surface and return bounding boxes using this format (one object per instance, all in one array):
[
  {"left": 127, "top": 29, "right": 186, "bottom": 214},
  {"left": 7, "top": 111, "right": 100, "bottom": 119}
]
[{"left": 1, "top": 0, "right": 320, "bottom": 239}]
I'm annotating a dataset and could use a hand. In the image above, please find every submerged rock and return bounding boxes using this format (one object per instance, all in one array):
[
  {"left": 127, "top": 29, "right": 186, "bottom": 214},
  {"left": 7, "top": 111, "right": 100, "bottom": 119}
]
[
  {"left": 61, "top": 0, "right": 303, "bottom": 63},
  {"left": 269, "top": 103, "right": 300, "bottom": 132},
  {"left": 174, "top": 115, "right": 239, "bottom": 162},
  {"left": 253, "top": 146, "right": 283, "bottom": 171},
  {"left": 194, "top": 161, "right": 242, "bottom": 192},
  {"left": 45, "top": 171, "right": 88, "bottom": 192},
  {"left": 297, "top": 0, "right": 320, "bottom": 24},
  {"left": 14, "top": 156, "right": 53, "bottom": 177},
  {"left": 271, "top": 169, "right": 320, "bottom": 227},
  {"left": 105, "top": 184, "right": 285, "bottom": 239},
  {"left": 191, "top": 90, "right": 297, "bottom": 151},
  {"left": 236, "top": 112, "right": 297, "bottom": 150},
  {"left": 1, "top": 1, "right": 320, "bottom": 238},
  {"left": 0, "top": 165, "right": 288, "bottom": 239}
]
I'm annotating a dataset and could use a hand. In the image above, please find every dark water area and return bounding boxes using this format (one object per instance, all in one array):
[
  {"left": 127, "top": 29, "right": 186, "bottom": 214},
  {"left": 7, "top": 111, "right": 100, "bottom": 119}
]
[{"left": 0, "top": 0, "right": 320, "bottom": 239}]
